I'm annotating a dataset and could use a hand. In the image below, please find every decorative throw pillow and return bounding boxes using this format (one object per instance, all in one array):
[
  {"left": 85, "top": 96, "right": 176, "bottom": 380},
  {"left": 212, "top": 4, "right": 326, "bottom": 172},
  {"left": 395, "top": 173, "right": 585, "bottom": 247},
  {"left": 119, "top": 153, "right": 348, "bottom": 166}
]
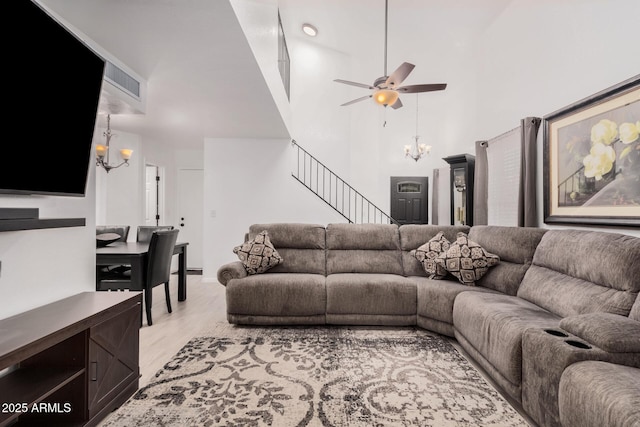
[
  {"left": 233, "top": 230, "right": 283, "bottom": 274},
  {"left": 435, "top": 232, "right": 500, "bottom": 285},
  {"left": 410, "top": 231, "right": 451, "bottom": 279}
]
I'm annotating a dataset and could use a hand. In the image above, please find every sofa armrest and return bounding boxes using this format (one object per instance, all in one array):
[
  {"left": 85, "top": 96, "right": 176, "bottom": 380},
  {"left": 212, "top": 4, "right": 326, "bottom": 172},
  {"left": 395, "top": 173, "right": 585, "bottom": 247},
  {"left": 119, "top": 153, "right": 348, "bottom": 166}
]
[
  {"left": 217, "top": 261, "right": 248, "bottom": 286},
  {"left": 560, "top": 312, "right": 640, "bottom": 353}
]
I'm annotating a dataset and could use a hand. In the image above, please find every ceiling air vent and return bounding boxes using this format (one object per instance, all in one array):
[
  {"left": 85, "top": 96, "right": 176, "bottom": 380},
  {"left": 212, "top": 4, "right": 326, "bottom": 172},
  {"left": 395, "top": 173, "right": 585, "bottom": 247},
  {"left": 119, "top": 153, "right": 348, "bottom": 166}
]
[{"left": 104, "top": 61, "right": 140, "bottom": 100}]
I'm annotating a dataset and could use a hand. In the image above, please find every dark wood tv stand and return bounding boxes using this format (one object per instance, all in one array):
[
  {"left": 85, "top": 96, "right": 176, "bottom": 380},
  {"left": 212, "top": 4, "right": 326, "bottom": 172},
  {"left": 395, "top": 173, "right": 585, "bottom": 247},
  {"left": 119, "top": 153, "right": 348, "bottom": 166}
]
[{"left": 0, "top": 292, "right": 142, "bottom": 426}]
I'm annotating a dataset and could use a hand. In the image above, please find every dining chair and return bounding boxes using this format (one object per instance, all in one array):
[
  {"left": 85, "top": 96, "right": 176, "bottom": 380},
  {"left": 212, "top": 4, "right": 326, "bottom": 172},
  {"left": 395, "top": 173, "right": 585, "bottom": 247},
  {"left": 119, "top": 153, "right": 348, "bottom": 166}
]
[
  {"left": 97, "top": 229, "right": 180, "bottom": 326},
  {"left": 108, "top": 225, "right": 175, "bottom": 276},
  {"left": 136, "top": 225, "right": 174, "bottom": 243}
]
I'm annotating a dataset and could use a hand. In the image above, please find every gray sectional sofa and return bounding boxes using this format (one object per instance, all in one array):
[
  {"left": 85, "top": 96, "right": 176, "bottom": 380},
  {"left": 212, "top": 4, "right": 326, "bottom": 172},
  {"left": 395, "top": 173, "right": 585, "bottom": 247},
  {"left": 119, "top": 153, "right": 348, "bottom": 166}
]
[{"left": 217, "top": 223, "right": 640, "bottom": 427}]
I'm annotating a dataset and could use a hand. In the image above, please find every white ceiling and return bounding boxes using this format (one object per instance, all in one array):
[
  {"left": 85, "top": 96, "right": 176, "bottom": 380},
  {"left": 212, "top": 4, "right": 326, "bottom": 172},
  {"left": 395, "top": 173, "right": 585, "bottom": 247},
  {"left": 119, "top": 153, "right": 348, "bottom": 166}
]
[{"left": 39, "top": 0, "right": 512, "bottom": 149}]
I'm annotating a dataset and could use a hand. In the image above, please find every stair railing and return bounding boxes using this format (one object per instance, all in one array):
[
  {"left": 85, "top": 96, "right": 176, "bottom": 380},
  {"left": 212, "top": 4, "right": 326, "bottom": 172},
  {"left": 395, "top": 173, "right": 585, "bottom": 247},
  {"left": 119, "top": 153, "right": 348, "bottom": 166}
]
[{"left": 291, "top": 140, "right": 397, "bottom": 225}]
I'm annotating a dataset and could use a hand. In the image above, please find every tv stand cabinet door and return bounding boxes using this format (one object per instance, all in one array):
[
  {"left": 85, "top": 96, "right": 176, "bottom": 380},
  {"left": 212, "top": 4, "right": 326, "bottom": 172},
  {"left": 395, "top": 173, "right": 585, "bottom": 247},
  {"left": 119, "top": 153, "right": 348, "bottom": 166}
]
[{"left": 87, "top": 303, "right": 141, "bottom": 420}]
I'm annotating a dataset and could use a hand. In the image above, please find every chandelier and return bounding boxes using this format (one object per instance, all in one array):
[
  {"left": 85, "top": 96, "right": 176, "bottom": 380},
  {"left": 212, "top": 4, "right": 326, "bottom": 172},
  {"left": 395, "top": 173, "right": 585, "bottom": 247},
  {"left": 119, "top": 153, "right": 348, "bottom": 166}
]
[
  {"left": 404, "top": 95, "right": 431, "bottom": 161},
  {"left": 95, "top": 114, "right": 133, "bottom": 173}
]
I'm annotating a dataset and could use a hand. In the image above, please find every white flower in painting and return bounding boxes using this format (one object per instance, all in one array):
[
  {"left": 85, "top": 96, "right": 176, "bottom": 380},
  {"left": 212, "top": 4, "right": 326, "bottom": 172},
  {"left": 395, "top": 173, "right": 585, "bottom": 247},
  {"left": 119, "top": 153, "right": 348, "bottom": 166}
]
[
  {"left": 619, "top": 122, "right": 639, "bottom": 144},
  {"left": 590, "top": 119, "right": 618, "bottom": 145},
  {"left": 583, "top": 142, "right": 615, "bottom": 180}
]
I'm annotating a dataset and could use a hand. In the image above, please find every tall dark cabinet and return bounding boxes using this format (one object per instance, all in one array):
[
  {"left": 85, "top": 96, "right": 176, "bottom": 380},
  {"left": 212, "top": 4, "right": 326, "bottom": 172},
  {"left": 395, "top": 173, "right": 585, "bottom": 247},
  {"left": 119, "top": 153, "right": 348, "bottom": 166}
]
[{"left": 443, "top": 154, "right": 475, "bottom": 226}]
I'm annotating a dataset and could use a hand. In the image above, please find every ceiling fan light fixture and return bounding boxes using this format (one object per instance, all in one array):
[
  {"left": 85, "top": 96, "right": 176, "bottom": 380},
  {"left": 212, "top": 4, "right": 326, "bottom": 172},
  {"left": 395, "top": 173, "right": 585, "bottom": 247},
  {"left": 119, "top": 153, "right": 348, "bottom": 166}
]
[
  {"left": 373, "top": 89, "right": 398, "bottom": 106},
  {"left": 302, "top": 23, "right": 318, "bottom": 37}
]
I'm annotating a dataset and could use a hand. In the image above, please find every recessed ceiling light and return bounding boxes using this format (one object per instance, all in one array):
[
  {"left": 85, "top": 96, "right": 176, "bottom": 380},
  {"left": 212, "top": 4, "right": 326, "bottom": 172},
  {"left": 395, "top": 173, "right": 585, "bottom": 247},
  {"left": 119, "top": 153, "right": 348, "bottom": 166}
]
[{"left": 302, "top": 23, "right": 318, "bottom": 37}]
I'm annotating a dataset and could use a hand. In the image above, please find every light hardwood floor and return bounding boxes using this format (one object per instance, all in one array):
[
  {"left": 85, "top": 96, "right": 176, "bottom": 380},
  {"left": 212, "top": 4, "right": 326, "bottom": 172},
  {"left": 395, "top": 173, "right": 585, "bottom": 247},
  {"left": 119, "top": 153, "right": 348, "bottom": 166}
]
[{"left": 137, "top": 274, "right": 226, "bottom": 386}]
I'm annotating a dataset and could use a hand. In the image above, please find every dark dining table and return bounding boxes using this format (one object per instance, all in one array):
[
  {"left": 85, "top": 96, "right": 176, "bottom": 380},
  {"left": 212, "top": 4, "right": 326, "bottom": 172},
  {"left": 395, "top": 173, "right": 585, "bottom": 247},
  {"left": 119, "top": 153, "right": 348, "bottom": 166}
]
[{"left": 96, "top": 241, "right": 189, "bottom": 301}]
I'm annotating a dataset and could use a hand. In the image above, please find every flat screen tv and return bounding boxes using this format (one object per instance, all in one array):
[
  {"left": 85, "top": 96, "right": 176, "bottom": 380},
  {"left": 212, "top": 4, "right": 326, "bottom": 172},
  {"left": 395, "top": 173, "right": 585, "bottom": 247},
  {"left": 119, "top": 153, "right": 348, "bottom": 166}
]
[{"left": 1, "top": 1, "right": 105, "bottom": 197}]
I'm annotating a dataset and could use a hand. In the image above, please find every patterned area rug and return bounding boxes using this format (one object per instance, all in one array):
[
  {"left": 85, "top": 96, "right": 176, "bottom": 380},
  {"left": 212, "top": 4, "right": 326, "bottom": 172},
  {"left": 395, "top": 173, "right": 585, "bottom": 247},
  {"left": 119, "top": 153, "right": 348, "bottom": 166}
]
[{"left": 102, "top": 324, "right": 528, "bottom": 426}]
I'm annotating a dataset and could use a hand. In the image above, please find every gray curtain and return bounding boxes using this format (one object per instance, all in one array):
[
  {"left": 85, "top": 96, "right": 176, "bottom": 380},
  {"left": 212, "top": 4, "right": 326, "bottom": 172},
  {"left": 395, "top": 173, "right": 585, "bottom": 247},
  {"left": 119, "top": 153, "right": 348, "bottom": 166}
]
[
  {"left": 473, "top": 140, "right": 489, "bottom": 225},
  {"left": 518, "top": 117, "right": 541, "bottom": 227},
  {"left": 431, "top": 168, "right": 439, "bottom": 224}
]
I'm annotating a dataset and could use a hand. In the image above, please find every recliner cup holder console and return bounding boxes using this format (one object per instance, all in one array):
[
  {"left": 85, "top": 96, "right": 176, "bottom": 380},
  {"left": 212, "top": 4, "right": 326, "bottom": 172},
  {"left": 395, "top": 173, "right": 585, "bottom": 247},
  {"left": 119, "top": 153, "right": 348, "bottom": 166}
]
[
  {"left": 565, "top": 340, "right": 591, "bottom": 349},
  {"left": 544, "top": 329, "right": 569, "bottom": 337}
]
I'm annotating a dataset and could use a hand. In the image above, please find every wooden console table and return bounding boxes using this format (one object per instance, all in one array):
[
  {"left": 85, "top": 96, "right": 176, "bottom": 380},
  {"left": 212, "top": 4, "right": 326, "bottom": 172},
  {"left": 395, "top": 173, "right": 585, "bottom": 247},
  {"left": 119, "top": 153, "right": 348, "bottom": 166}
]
[{"left": 0, "top": 292, "right": 142, "bottom": 426}]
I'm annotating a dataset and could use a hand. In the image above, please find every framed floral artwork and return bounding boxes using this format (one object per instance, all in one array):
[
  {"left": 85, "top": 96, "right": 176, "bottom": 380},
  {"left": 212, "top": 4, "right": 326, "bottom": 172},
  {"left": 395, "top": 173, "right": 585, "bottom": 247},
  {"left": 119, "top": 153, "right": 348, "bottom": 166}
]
[{"left": 543, "top": 75, "right": 640, "bottom": 227}]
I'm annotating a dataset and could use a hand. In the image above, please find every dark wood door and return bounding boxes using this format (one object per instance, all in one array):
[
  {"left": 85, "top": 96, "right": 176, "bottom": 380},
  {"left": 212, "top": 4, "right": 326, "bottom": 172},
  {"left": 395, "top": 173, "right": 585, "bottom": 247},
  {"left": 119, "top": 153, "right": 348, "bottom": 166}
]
[
  {"left": 390, "top": 176, "right": 429, "bottom": 224},
  {"left": 88, "top": 304, "right": 140, "bottom": 419}
]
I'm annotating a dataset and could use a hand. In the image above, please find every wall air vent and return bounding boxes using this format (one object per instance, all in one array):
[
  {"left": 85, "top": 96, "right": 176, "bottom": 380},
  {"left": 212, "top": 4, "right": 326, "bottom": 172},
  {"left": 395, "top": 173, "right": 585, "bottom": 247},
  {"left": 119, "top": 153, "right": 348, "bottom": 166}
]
[{"left": 104, "top": 61, "right": 140, "bottom": 100}]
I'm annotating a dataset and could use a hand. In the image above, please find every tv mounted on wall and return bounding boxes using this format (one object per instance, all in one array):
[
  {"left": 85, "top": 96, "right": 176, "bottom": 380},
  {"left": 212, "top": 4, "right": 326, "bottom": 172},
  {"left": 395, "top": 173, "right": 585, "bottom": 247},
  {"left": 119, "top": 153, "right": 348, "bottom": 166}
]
[{"left": 0, "top": 0, "right": 105, "bottom": 197}]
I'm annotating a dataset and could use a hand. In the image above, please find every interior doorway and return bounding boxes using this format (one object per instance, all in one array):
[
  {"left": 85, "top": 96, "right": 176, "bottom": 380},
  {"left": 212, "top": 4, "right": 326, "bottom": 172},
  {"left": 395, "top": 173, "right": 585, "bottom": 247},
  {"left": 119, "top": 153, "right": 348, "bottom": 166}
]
[
  {"left": 177, "top": 168, "right": 204, "bottom": 271},
  {"left": 390, "top": 176, "right": 429, "bottom": 224}
]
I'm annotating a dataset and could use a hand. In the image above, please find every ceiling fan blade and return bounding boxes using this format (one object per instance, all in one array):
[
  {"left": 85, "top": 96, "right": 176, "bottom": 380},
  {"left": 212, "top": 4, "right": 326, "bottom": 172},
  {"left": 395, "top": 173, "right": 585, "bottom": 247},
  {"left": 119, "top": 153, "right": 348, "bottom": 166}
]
[
  {"left": 384, "top": 62, "right": 415, "bottom": 88},
  {"left": 390, "top": 97, "right": 403, "bottom": 109},
  {"left": 340, "top": 95, "right": 372, "bottom": 106},
  {"left": 397, "top": 83, "right": 447, "bottom": 93},
  {"left": 334, "top": 79, "right": 375, "bottom": 90}
]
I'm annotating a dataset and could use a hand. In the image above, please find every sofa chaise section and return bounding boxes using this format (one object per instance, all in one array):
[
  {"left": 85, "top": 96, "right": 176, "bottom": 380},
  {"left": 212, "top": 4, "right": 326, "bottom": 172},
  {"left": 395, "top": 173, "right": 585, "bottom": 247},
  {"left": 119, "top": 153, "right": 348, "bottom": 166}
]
[
  {"left": 452, "top": 228, "right": 640, "bottom": 422},
  {"left": 520, "top": 230, "right": 640, "bottom": 427}
]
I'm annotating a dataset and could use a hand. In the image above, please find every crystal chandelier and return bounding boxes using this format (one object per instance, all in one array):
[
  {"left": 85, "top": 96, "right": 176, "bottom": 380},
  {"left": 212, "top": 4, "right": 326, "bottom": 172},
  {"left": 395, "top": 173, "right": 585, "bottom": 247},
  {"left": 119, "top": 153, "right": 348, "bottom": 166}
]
[
  {"left": 404, "top": 95, "right": 431, "bottom": 161},
  {"left": 95, "top": 114, "right": 133, "bottom": 173}
]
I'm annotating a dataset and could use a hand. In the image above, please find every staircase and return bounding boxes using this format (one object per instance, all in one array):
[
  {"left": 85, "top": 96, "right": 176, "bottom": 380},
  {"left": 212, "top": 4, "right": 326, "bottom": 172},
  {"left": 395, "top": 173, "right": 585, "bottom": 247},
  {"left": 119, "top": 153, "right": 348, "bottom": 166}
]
[{"left": 291, "top": 140, "right": 397, "bottom": 225}]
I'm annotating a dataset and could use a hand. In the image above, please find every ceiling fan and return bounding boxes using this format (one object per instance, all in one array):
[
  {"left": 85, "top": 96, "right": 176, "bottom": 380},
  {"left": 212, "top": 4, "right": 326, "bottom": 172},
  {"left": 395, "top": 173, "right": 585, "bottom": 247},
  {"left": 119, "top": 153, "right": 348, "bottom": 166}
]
[{"left": 334, "top": 0, "right": 447, "bottom": 109}]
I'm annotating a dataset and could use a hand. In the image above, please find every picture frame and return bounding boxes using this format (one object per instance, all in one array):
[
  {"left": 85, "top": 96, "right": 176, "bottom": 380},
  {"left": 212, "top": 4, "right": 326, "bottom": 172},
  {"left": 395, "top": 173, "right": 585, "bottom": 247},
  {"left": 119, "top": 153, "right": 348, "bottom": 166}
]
[{"left": 543, "top": 75, "right": 640, "bottom": 227}]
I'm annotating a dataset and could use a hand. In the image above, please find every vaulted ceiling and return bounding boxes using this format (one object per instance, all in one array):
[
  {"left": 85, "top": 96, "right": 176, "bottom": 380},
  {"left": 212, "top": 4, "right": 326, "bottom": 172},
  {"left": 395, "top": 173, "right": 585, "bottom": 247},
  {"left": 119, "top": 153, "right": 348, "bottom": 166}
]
[{"left": 39, "top": 0, "right": 512, "bottom": 148}]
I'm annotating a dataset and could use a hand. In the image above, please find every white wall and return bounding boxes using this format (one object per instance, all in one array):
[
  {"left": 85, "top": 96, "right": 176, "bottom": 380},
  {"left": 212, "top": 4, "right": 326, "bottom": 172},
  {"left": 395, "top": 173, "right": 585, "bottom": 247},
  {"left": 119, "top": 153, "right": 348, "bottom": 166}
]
[
  {"left": 199, "top": 25, "right": 358, "bottom": 281},
  {"left": 474, "top": 0, "right": 640, "bottom": 237},
  {"left": 229, "top": 0, "right": 292, "bottom": 135},
  {"left": 96, "top": 124, "right": 190, "bottom": 240},
  {"left": 95, "top": 126, "right": 143, "bottom": 234},
  {"left": 0, "top": 164, "right": 96, "bottom": 320},
  {"left": 338, "top": 28, "right": 480, "bottom": 224},
  {"left": 202, "top": 138, "right": 345, "bottom": 280},
  {"left": 288, "top": 37, "right": 351, "bottom": 180}
]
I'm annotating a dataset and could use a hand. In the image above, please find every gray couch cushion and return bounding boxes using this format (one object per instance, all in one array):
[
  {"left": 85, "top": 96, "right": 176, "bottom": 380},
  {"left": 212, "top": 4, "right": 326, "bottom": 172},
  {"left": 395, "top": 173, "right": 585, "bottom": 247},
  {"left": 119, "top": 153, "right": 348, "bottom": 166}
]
[
  {"left": 412, "top": 276, "right": 499, "bottom": 325},
  {"left": 518, "top": 229, "right": 640, "bottom": 317},
  {"left": 248, "top": 223, "right": 326, "bottom": 275},
  {"left": 399, "top": 224, "right": 469, "bottom": 277},
  {"left": 226, "top": 273, "right": 326, "bottom": 316},
  {"left": 326, "top": 273, "right": 416, "bottom": 316},
  {"left": 326, "top": 224, "right": 403, "bottom": 275},
  {"left": 559, "top": 313, "right": 640, "bottom": 353},
  {"left": 468, "top": 226, "right": 547, "bottom": 295},
  {"left": 630, "top": 295, "right": 640, "bottom": 321},
  {"left": 453, "top": 292, "right": 561, "bottom": 385},
  {"left": 558, "top": 361, "right": 640, "bottom": 427}
]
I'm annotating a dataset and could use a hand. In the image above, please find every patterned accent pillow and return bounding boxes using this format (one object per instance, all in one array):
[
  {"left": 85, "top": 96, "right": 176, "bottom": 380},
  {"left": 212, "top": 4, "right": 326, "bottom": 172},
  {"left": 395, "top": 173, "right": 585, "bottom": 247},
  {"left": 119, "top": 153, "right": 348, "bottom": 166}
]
[
  {"left": 410, "top": 231, "right": 451, "bottom": 279},
  {"left": 435, "top": 232, "right": 500, "bottom": 285},
  {"left": 233, "top": 230, "right": 283, "bottom": 275}
]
